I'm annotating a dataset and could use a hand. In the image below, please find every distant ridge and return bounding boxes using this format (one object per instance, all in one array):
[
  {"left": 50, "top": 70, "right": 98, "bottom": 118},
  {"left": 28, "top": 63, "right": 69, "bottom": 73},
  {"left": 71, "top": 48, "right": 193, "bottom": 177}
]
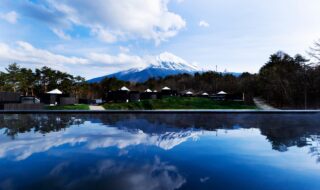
[{"left": 88, "top": 52, "right": 241, "bottom": 83}]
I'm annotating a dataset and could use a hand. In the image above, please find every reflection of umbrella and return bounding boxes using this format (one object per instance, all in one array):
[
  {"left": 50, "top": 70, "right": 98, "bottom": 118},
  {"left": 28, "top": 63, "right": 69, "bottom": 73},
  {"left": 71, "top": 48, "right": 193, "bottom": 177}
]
[
  {"left": 120, "top": 86, "right": 130, "bottom": 91},
  {"left": 145, "top": 89, "right": 152, "bottom": 93},
  {"left": 47, "top": 89, "right": 63, "bottom": 94},
  {"left": 162, "top": 86, "right": 171, "bottom": 90},
  {"left": 217, "top": 91, "right": 227, "bottom": 95},
  {"left": 186, "top": 91, "right": 193, "bottom": 95}
]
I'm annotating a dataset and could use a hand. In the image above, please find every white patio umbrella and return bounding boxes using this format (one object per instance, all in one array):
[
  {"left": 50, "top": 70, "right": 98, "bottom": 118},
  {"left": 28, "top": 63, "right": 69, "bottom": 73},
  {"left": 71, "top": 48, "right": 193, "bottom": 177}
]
[
  {"left": 47, "top": 89, "right": 63, "bottom": 94},
  {"left": 217, "top": 91, "right": 227, "bottom": 95},
  {"left": 120, "top": 86, "right": 130, "bottom": 91}
]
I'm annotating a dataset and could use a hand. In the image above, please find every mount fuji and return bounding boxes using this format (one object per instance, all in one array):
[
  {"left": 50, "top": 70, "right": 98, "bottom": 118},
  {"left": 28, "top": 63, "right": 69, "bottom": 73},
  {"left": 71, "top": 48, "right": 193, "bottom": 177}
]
[{"left": 88, "top": 52, "right": 201, "bottom": 83}]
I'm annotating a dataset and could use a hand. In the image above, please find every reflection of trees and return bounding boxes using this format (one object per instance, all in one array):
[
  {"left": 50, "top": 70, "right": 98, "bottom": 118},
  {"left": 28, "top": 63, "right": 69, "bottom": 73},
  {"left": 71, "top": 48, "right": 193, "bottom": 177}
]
[
  {"left": 1, "top": 113, "right": 320, "bottom": 156},
  {"left": 91, "top": 113, "right": 320, "bottom": 151},
  {"left": 0, "top": 114, "right": 85, "bottom": 139},
  {"left": 253, "top": 114, "right": 320, "bottom": 153},
  {"left": 73, "top": 113, "right": 320, "bottom": 161}
]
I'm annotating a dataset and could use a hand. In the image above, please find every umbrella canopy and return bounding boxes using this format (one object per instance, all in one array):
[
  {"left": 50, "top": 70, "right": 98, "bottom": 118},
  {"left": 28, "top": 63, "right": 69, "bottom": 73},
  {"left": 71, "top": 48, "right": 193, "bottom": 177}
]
[
  {"left": 202, "top": 92, "right": 209, "bottom": 96},
  {"left": 153, "top": 90, "right": 158, "bottom": 93},
  {"left": 120, "top": 86, "right": 130, "bottom": 91},
  {"left": 47, "top": 89, "right": 63, "bottom": 94},
  {"left": 162, "top": 86, "right": 171, "bottom": 90},
  {"left": 217, "top": 91, "right": 227, "bottom": 95},
  {"left": 145, "top": 89, "right": 152, "bottom": 93},
  {"left": 186, "top": 91, "right": 193, "bottom": 95}
]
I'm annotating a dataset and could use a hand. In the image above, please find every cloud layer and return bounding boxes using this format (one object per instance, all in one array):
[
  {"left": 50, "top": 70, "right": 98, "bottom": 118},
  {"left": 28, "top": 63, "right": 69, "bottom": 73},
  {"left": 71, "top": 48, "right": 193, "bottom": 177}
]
[
  {"left": 0, "top": 41, "right": 88, "bottom": 69},
  {"left": 0, "top": 120, "right": 203, "bottom": 161},
  {"left": 0, "top": 41, "right": 184, "bottom": 78},
  {"left": 21, "top": 0, "right": 186, "bottom": 44}
]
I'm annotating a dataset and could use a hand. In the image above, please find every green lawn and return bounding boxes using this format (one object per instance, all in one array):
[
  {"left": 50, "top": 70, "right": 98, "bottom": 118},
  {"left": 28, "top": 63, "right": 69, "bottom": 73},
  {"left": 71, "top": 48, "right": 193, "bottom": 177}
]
[
  {"left": 45, "top": 104, "right": 90, "bottom": 110},
  {"left": 103, "top": 97, "right": 257, "bottom": 110}
]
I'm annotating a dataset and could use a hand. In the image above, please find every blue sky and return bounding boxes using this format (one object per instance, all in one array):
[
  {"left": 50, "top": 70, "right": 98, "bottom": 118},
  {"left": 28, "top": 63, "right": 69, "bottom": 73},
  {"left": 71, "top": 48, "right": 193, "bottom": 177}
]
[{"left": 0, "top": 0, "right": 320, "bottom": 79}]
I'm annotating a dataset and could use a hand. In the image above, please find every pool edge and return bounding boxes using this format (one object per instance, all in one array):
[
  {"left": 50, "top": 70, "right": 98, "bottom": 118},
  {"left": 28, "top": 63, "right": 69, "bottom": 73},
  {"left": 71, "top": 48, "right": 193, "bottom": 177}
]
[{"left": 0, "top": 109, "right": 320, "bottom": 114}]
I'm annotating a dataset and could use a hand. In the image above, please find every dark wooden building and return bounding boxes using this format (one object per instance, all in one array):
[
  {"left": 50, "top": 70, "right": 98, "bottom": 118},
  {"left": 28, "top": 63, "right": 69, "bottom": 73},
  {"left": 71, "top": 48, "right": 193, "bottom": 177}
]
[
  {"left": 129, "top": 91, "right": 140, "bottom": 102},
  {"left": 181, "top": 91, "right": 194, "bottom": 97},
  {"left": 106, "top": 91, "right": 129, "bottom": 103},
  {"left": 0, "top": 92, "right": 44, "bottom": 110},
  {"left": 141, "top": 89, "right": 158, "bottom": 100},
  {"left": 211, "top": 91, "right": 228, "bottom": 101},
  {"left": 0, "top": 92, "right": 21, "bottom": 103},
  {"left": 160, "top": 87, "right": 177, "bottom": 98}
]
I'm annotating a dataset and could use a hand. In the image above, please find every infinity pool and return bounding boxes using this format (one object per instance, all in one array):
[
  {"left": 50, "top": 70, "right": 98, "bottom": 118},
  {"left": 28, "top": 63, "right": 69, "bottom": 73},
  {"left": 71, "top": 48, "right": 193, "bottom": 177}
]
[{"left": 0, "top": 113, "right": 320, "bottom": 190}]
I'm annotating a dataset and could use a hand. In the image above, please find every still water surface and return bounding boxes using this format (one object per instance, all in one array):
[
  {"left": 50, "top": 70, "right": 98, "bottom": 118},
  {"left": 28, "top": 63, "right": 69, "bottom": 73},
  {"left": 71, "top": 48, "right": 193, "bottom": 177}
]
[{"left": 0, "top": 113, "right": 320, "bottom": 190}]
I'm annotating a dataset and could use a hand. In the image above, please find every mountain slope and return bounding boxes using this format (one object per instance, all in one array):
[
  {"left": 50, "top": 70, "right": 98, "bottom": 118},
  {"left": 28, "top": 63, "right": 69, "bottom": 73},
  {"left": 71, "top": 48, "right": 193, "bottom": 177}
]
[{"left": 88, "top": 52, "right": 200, "bottom": 83}]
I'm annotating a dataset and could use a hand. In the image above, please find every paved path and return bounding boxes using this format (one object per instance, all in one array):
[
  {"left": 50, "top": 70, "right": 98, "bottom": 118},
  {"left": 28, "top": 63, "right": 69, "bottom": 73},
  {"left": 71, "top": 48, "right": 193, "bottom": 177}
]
[
  {"left": 89, "top": 105, "right": 105, "bottom": 111},
  {"left": 253, "top": 98, "right": 279, "bottom": 110}
]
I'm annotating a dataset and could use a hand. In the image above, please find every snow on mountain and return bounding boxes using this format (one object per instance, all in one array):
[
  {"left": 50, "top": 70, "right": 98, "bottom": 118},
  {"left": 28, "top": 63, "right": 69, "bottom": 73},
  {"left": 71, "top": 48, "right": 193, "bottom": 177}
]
[
  {"left": 151, "top": 52, "right": 199, "bottom": 71},
  {"left": 88, "top": 52, "right": 200, "bottom": 83}
]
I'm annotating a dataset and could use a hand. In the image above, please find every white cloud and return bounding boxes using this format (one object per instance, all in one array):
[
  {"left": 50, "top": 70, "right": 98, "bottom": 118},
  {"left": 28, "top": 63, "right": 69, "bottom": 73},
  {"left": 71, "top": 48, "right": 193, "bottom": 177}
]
[
  {"left": 52, "top": 28, "right": 71, "bottom": 40},
  {"left": 88, "top": 52, "right": 147, "bottom": 68},
  {"left": 199, "top": 20, "right": 209, "bottom": 28},
  {"left": 119, "top": 46, "right": 130, "bottom": 53},
  {"left": 26, "top": 0, "right": 186, "bottom": 44},
  {"left": 0, "top": 11, "right": 19, "bottom": 24},
  {"left": 0, "top": 41, "right": 148, "bottom": 77},
  {"left": 91, "top": 27, "right": 117, "bottom": 43},
  {"left": 0, "top": 41, "right": 88, "bottom": 70},
  {"left": 0, "top": 41, "right": 198, "bottom": 78}
]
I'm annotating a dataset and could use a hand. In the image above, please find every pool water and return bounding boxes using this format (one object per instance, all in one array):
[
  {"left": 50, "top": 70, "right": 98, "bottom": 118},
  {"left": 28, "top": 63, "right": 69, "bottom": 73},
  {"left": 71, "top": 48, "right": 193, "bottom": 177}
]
[{"left": 0, "top": 113, "right": 320, "bottom": 190}]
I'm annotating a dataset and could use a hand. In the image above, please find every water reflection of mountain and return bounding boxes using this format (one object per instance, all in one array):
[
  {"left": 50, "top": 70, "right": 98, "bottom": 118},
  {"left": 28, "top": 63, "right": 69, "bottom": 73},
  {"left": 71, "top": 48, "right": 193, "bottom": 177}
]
[
  {"left": 1, "top": 113, "right": 320, "bottom": 159},
  {"left": 92, "top": 113, "right": 320, "bottom": 152}
]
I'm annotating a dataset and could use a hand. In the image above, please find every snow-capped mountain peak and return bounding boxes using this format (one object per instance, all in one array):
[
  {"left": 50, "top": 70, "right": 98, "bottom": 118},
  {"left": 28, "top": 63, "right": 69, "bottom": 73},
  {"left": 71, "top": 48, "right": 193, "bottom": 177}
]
[
  {"left": 150, "top": 52, "right": 199, "bottom": 71},
  {"left": 88, "top": 52, "right": 201, "bottom": 83}
]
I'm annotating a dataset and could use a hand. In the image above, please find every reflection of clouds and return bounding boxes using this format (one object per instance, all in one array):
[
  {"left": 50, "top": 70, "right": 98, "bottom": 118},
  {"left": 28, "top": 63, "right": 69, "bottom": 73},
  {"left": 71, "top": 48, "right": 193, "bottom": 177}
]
[
  {"left": 48, "top": 157, "right": 186, "bottom": 190},
  {"left": 200, "top": 177, "right": 210, "bottom": 183},
  {"left": 49, "top": 162, "right": 70, "bottom": 176},
  {"left": 0, "top": 131, "right": 87, "bottom": 161},
  {"left": 98, "top": 157, "right": 186, "bottom": 190},
  {"left": 0, "top": 123, "right": 203, "bottom": 161},
  {"left": 308, "top": 135, "right": 320, "bottom": 163}
]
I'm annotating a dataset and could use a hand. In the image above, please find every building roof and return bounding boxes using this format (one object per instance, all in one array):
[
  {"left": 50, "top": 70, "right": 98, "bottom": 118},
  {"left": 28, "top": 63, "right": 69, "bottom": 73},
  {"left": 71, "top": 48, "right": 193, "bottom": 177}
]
[
  {"left": 162, "top": 86, "right": 171, "bottom": 90},
  {"left": 47, "top": 89, "right": 63, "bottom": 94},
  {"left": 217, "top": 91, "right": 227, "bottom": 95},
  {"left": 120, "top": 86, "right": 130, "bottom": 91}
]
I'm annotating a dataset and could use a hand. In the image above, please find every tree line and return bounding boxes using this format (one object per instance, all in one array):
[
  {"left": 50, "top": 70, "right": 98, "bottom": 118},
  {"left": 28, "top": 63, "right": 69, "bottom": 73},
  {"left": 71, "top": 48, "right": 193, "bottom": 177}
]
[
  {"left": 1, "top": 39, "right": 320, "bottom": 108},
  {"left": 96, "top": 40, "right": 320, "bottom": 108},
  {"left": 0, "top": 63, "right": 86, "bottom": 98}
]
